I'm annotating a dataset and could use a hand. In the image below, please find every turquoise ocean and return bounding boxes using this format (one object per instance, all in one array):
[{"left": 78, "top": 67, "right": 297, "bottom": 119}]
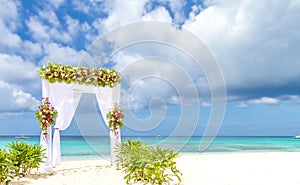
[{"left": 1, "top": 136, "right": 300, "bottom": 160}]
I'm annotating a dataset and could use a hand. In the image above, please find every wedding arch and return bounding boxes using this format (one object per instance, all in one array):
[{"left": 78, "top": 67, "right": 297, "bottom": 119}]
[{"left": 37, "top": 63, "right": 123, "bottom": 172}]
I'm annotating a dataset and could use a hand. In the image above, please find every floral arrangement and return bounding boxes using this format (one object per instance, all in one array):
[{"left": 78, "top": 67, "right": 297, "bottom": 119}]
[
  {"left": 106, "top": 104, "right": 124, "bottom": 135},
  {"left": 35, "top": 97, "right": 58, "bottom": 135},
  {"left": 38, "top": 62, "right": 121, "bottom": 88}
]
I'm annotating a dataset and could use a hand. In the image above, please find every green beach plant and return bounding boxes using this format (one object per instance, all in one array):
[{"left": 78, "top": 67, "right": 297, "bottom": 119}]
[
  {"left": 0, "top": 149, "right": 15, "bottom": 185},
  {"left": 1, "top": 141, "right": 45, "bottom": 184},
  {"left": 7, "top": 140, "right": 46, "bottom": 177},
  {"left": 116, "top": 139, "right": 182, "bottom": 185}
]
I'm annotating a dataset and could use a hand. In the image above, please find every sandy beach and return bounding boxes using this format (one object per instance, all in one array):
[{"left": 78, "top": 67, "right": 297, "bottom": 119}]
[{"left": 11, "top": 152, "right": 300, "bottom": 185}]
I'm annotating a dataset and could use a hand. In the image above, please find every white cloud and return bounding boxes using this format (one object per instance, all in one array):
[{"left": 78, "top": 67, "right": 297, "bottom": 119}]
[
  {"left": 21, "top": 40, "right": 43, "bottom": 59},
  {"left": 72, "top": 0, "right": 106, "bottom": 14},
  {"left": 144, "top": 0, "right": 187, "bottom": 24},
  {"left": 238, "top": 95, "right": 300, "bottom": 107},
  {"left": 0, "top": 54, "right": 39, "bottom": 83},
  {"left": 142, "top": 6, "right": 172, "bottom": 22},
  {"left": 72, "top": 0, "right": 91, "bottom": 14},
  {"left": 0, "top": 1, "right": 43, "bottom": 59},
  {"left": 2, "top": 0, "right": 299, "bottom": 114},
  {"left": 0, "top": 21, "right": 22, "bottom": 49},
  {"left": 249, "top": 97, "right": 279, "bottom": 105},
  {"left": 114, "top": 50, "right": 203, "bottom": 109},
  {"left": 167, "top": 95, "right": 181, "bottom": 104},
  {"left": 26, "top": 16, "right": 50, "bottom": 41},
  {"left": 98, "top": 0, "right": 173, "bottom": 33},
  {"left": 184, "top": 0, "right": 300, "bottom": 96},
  {"left": 0, "top": 80, "right": 40, "bottom": 112},
  {"left": 41, "top": 42, "right": 85, "bottom": 65},
  {"left": 100, "top": 0, "right": 149, "bottom": 32},
  {"left": 65, "top": 15, "right": 80, "bottom": 36},
  {"left": 49, "top": 0, "right": 65, "bottom": 9},
  {"left": 38, "top": 9, "right": 60, "bottom": 26},
  {"left": 237, "top": 101, "right": 248, "bottom": 108},
  {"left": 167, "top": 0, "right": 186, "bottom": 24},
  {"left": 201, "top": 101, "right": 212, "bottom": 107},
  {"left": 0, "top": 0, "right": 19, "bottom": 30},
  {"left": 26, "top": 13, "right": 72, "bottom": 44},
  {"left": 0, "top": 0, "right": 22, "bottom": 49}
]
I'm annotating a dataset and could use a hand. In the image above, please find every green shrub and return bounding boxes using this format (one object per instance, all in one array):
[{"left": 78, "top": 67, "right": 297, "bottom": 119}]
[
  {"left": 0, "top": 141, "right": 46, "bottom": 184},
  {"left": 116, "top": 139, "right": 182, "bottom": 185},
  {"left": 7, "top": 140, "right": 46, "bottom": 177},
  {"left": 0, "top": 149, "right": 15, "bottom": 184}
]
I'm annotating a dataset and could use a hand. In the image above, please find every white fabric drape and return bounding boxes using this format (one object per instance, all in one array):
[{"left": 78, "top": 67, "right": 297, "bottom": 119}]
[
  {"left": 111, "top": 84, "right": 121, "bottom": 166},
  {"left": 39, "top": 80, "right": 52, "bottom": 172},
  {"left": 39, "top": 126, "right": 52, "bottom": 172},
  {"left": 41, "top": 80, "right": 82, "bottom": 166},
  {"left": 95, "top": 84, "right": 121, "bottom": 165},
  {"left": 40, "top": 80, "right": 121, "bottom": 171},
  {"left": 52, "top": 90, "right": 82, "bottom": 166}
]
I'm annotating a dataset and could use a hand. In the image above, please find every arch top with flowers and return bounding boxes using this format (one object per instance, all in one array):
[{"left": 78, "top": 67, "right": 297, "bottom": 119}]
[
  {"left": 39, "top": 62, "right": 121, "bottom": 87},
  {"left": 36, "top": 62, "right": 123, "bottom": 172}
]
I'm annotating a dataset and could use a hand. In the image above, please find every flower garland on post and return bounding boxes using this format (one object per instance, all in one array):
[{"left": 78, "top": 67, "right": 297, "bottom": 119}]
[
  {"left": 106, "top": 104, "right": 124, "bottom": 135},
  {"left": 35, "top": 97, "right": 58, "bottom": 136}
]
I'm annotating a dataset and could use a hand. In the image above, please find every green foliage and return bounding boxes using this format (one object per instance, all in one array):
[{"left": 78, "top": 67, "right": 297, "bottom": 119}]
[
  {"left": 116, "top": 140, "right": 182, "bottom": 185},
  {"left": 0, "top": 149, "right": 15, "bottom": 184},
  {"left": 0, "top": 140, "right": 46, "bottom": 184},
  {"left": 7, "top": 140, "right": 46, "bottom": 177}
]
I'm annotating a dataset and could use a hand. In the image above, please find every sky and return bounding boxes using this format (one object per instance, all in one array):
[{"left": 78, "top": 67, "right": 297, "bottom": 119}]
[{"left": 0, "top": 0, "right": 300, "bottom": 136}]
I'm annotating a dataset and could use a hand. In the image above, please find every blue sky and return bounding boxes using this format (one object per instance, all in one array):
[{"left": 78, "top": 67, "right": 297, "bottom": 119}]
[{"left": 0, "top": 0, "right": 300, "bottom": 136}]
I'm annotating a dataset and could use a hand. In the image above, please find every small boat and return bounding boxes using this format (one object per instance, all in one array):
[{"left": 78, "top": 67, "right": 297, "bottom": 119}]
[
  {"left": 294, "top": 135, "right": 300, "bottom": 139},
  {"left": 15, "top": 135, "right": 29, "bottom": 139},
  {"left": 155, "top": 135, "right": 164, "bottom": 139}
]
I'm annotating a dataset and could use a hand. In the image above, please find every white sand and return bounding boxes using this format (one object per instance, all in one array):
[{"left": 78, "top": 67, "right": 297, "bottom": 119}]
[{"left": 13, "top": 152, "right": 300, "bottom": 185}]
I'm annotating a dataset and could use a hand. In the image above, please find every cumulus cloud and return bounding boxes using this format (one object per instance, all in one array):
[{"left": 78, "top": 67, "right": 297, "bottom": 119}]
[
  {"left": 0, "top": 54, "right": 39, "bottom": 83},
  {"left": 1, "top": 0, "right": 299, "bottom": 114},
  {"left": 99, "top": 0, "right": 149, "bottom": 32},
  {"left": 26, "top": 14, "right": 72, "bottom": 44},
  {"left": 0, "top": 0, "right": 19, "bottom": 30},
  {"left": 160, "top": 0, "right": 187, "bottom": 24},
  {"left": 0, "top": 80, "right": 40, "bottom": 112},
  {"left": 184, "top": 0, "right": 300, "bottom": 99},
  {"left": 21, "top": 40, "right": 43, "bottom": 60},
  {"left": 41, "top": 43, "right": 85, "bottom": 65},
  {"left": 237, "top": 94, "right": 300, "bottom": 108},
  {"left": 37, "top": 9, "right": 60, "bottom": 26},
  {"left": 142, "top": 6, "right": 172, "bottom": 22},
  {"left": 0, "top": 21, "right": 22, "bottom": 49},
  {"left": 249, "top": 97, "right": 279, "bottom": 105},
  {"left": 0, "top": 0, "right": 22, "bottom": 49},
  {"left": 237, "top": 101, "right": 248, "bottom": 108},
  {"left": 97, "top": 0, "right": 175, "bottom": 33},
  {"left": 26, "top": 16, "right": 50, "bottom": 41},
  {"left": 72, "top": 0, "right": 107, "bottom": 14},
  {"left": 49, "top": 0, "right": 65, "bottom": 9},
  {"left": 0, "top": 1, "right": 43, "bottom": 60},
  {"left": 114, "top": 50, "right": 204, "bottom": 109}
]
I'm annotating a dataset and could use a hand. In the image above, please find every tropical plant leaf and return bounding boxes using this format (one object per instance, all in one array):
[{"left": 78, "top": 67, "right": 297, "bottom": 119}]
[{"left": 116, "top": 139, "right": 182, "bottom": 185}]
